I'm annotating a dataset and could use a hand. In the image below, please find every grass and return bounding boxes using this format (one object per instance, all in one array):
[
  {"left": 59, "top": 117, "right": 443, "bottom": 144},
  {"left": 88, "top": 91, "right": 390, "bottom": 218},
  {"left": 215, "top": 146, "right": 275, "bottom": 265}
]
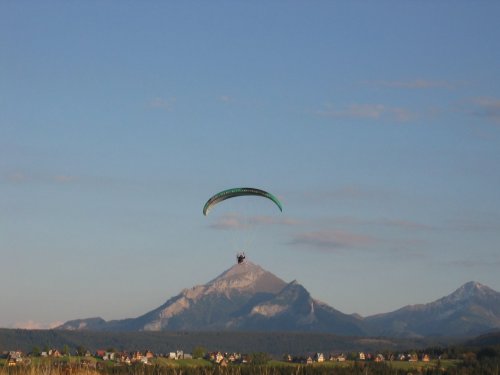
[
  {"left": 152, "top": 358, "right": 213, "bottom": 368},
  {"left": 1, "top": 357, "right": 461, "bottom": 374}
]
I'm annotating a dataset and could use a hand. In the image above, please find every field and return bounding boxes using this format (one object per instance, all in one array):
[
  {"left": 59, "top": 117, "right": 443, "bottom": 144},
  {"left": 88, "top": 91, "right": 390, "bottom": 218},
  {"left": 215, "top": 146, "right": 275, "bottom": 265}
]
[{"left": 0, "top": 357, "right": 460, "bottom": 374}]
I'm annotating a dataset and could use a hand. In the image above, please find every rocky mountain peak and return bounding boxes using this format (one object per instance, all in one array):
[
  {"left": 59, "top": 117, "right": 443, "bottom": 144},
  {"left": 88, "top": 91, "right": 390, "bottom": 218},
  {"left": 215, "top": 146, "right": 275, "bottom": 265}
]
[
  {"left": 440, "top": 281, "right": 497, "bottom": 305},
  {"left": 204, "top": 261, "right": 287, "bottom": 295}
]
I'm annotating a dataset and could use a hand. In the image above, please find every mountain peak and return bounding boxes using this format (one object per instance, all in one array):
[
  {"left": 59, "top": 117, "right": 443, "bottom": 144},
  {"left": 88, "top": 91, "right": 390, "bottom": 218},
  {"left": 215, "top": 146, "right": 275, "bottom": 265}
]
[
  {"left": 460, "top": 281, "right": 488, "bottom": 292},
  {"left": 205, "top": 261, "right": 287, "bottom": 295},
  {"left": 445, "top": 281, "right": 495, "bottom": 303}
]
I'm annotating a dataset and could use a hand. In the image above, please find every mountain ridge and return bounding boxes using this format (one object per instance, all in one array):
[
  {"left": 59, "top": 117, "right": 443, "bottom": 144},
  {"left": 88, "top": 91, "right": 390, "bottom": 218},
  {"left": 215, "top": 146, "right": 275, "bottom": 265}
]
[{"left": 57, "top": 262, "right": 500, "bottom": 337}]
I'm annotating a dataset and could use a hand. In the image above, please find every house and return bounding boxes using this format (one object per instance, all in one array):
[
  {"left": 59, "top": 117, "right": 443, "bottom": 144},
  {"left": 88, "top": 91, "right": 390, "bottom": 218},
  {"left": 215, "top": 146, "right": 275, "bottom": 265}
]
[
  {"left": 103, "top": 352, "right": 115, "bottom": 361},
  {"left": 219, "top": 358, "right": 229, "bottom": 367},
  {"left": 306, "top": 356, "right": 313, "bottom": 365},
  {"left": 214, "top": 352, "right": 224, "bottom": 364},
  {"left": 408, "top": 354, "right": 418, "bottom": 362},
  {"left": 359, "top": 352, "right": 366, "bottom": 360},
  {"left": 49, "top": 349, "right": 61, "bottom": 358},
  {"left": 422, "top": 354, "right": 430, "bottom": 362},
  {"left": 314, "top": 353, "right": 324, "bottom": 362},
  {"left": 7, "top": 358, "right": 17, "bottom": 367},
  {"left": 336, "top": 354, "right": 346, "bottom": 362},
  {"left": 7, "top": 351, "right": 25, "bottom": 366},
  {"left": 144, "top": 350, "right": 154, "bottom": 359},
  {"left": 168, "top": 352, "right": 177, "bottom": 360},
  {"left": 132, "top": 352, "right": 144, "bottom": 362},
  {"left": 8, "top": 351, "right": 23, "bottom": 362},
  {"left": 375, "top": 354, "right": 385, "bottom": 362},
  {"left": 329, "top": 353, "right": 346, "bottom": 362}
]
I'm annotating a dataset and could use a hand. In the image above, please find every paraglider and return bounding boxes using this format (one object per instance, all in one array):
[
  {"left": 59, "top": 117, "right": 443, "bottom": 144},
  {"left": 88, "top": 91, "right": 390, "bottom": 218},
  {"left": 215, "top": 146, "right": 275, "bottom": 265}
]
[
  {"left": 203, "top": 187, "right": 282, "bottom": 216},
  {"left": 236, "top": 252, "right": 246, "bottom": 264},
  {"left": 203, "top": 187, "right": 282, "bottom": 264}
]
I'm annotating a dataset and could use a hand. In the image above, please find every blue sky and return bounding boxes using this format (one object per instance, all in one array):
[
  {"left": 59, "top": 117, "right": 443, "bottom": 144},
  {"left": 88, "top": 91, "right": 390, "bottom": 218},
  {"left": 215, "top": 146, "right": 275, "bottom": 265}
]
[{"left": 1, "top": 1, "right": 500, "bottom": 329}]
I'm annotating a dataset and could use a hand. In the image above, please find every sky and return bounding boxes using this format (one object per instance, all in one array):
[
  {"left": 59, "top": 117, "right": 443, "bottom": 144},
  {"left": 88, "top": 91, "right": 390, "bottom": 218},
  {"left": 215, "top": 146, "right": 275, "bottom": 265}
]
[{"left": 1, "top": 1, "right": 500, "bottom": 329}]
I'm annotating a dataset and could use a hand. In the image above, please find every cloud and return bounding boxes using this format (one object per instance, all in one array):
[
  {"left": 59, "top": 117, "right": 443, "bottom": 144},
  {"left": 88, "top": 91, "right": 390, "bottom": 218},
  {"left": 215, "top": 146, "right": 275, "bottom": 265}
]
[
  {"left": 209, "top": 213, "right": 299, "bottom": 230},
  {"left": 218, "top": 95, "right": 233, "bottom": 103},
  {"left": 469, "top": 97, "right": 500, "bottom": 123},
  {"left": 289, "top": 229, "right": 380, "bottom": 252},
  {"left": 3, "top": 172, "right": 79, "bottom": 185},
  {"left": 149, "top": 97, "right": 176, "bottom": 111},
  {"left": 53, "top": 175, "right": 78, "bottom": 183},
  {"left": 447, "top": 258, "right": 500, "bottom": 268},
  {"left": 330, "top": 216, "right": 435, "bottom": 231},
  {"left": 12, "top": 320, "right": 63, "bottom": 329},
  {"left": 368, "top": 79, "right": 454, "bottom": 89},
  {"left": 444, "top": 217, "right": 500, "bottom": 232},
  {"left": 209, "top": 214, "right": 248, "bottom": 230},
  {"left": 315, "top": 103, "right": 414, "bottom": 122},
  {"left": 6, "top": 172, "right": 28, "bottom": 183},
  {"left": 300, "top": 185, "right": 395, "bottom": 203}
]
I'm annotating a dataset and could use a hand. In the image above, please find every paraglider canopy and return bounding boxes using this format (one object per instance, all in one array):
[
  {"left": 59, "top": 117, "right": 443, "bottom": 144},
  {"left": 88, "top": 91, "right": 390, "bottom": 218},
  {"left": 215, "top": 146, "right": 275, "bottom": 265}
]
[{"left": 203, "top": 187, "right": 283, "bottom": 216}]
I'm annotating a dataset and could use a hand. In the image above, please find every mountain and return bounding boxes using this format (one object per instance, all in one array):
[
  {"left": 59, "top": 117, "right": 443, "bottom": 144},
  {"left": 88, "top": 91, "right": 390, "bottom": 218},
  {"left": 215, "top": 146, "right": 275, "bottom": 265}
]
[
  {"left": 365, "top": 281, "right": 500, "bottom": 337},
  {"left": 226, "top": 281, "right": 365, "bottom": 335},
  {"left": 58, "top": 261, "right": 364, "bottom": 334},
  {"left": 58, "top": 263, "right": 500, "bottom": 338}
]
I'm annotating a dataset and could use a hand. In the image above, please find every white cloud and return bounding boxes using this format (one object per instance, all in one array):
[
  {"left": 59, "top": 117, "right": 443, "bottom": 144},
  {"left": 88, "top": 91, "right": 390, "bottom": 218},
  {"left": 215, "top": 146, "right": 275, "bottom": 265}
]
[
  {"left": 3, "top": 172, "right": 79, "bottom": 185},
  {"left": 6, "top": 172, "right": 28, "bottom": 183},
  {"left": 330, "top": 216, "right": 435, "bottom": 231},
  {"left": 218, "top": 95, "right": 232, "bottom": 103},
  {"left": 209, "top": 213, "right": 299, "bottom": 230},
  {"left": 369, "top": 79, "right": 454, "bottom": 89},
  {"left": 149, "top": 97, "right": 176, "bottom": 111},
  {"left": 470, "top": 97, "right": 500, "bottom": 123},
  {"left": 315, "top": 103, "right": 415, "bottom": 122},
  {"left": 53, "top": 175, "right": 78, "bottom": 183},
  {"left": 289, "top": 229, "right": 380, "bottom": 251}
]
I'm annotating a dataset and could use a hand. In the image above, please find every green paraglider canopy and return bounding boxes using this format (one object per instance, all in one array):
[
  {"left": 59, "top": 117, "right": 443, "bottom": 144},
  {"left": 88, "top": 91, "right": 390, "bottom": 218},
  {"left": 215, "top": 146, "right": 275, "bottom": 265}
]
[{"left": 203, "top": 187, "right": 282, "bottom": 216}]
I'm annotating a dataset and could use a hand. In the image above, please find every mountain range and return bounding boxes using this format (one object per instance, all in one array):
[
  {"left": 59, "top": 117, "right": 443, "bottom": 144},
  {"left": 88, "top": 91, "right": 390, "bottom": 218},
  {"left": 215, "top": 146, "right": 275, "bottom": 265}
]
[{"left": 58, "top": 261, "right": 500, "bottom": 338}]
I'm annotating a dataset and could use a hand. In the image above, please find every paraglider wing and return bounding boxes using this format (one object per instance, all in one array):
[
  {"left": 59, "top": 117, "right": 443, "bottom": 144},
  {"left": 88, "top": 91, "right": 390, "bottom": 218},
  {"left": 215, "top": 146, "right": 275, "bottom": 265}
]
[{"left": 203, "top": 187, "right": 282, "bottom": 216}]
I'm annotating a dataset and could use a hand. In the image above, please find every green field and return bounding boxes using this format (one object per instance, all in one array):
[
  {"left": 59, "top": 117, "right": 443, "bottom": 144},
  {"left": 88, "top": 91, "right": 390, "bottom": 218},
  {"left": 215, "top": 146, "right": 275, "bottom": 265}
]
[{"left": 0, "top": 356, "right": 464, "bottom": 375}]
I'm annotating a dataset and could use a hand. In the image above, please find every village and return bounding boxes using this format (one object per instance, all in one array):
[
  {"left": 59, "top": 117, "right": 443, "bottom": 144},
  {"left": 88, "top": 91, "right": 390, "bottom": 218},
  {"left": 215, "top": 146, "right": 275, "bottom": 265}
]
[{"left": 1, "top": 347, "right": 436, "bottom": 369}]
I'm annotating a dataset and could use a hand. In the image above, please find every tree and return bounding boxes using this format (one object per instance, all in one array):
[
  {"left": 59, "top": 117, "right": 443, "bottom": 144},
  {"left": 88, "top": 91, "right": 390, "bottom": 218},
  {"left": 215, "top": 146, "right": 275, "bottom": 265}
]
[
  {"left": 249, "top": 352, "right": 270, "bottom": 365},
  {"left": 76, "top": 346, "right": 88, "bottom": 357},
  {"left": 192, "top": 346, "right": 206, "bottom": 359},
  {"left": 31, "top": 346, "right": 41, "bottom": 357}
]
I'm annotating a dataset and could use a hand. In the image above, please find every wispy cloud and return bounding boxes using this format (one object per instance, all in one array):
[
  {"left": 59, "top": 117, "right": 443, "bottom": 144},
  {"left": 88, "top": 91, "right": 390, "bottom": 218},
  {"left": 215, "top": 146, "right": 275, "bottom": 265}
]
[
  {"left": 447, "top": 258, "right": 500, "bottom": 268},
  {"left": 315, "top": 103, "right": 414, "bottom": 122},
  {"left": 4, "top": 172, "right": 79, "bottom": 185},
  {"left": 300, "top": 185, "right": 395, "bottom": 203},
  {"left": 469, "top": 97, "right": 500, "bottom": 123},
  {"left": 289, "top": 229, "right": 380, "bottom": 252},
  {"left": 367, "top": 79, "right": 454, "bottom": 89},
  {"left": 12, "top": 320, "right": 63, "bottom": 329},
  {"left": 53, "top": 175, "right": 79, "bottom": 183},
  {"left": 218, "top": 95, "right": 233, "bottom": 103},
  {"left": 444, "top": 217, "right": 500, "bottom": 232},
  {"left": 209, "top": 213, "right": 299, "bottom": 230},
  {"left": 330, "top": 216, "right": 435, "bottom": 231},
  {"left": 5, "top": 172, "right": 28, "bottom": 183},
  {"left": 149, "top": 97, "right": 176, "bottom": 111}
]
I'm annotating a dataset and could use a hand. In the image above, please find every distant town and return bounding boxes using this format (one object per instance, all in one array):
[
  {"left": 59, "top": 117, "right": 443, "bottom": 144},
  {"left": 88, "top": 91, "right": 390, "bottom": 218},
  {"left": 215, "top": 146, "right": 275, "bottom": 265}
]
[
  {"left": 2, "top": 346, "right": 439, "bottom": 367},
  {"left": 1, "top": 329, "right": 500, "bottom": 375}
]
